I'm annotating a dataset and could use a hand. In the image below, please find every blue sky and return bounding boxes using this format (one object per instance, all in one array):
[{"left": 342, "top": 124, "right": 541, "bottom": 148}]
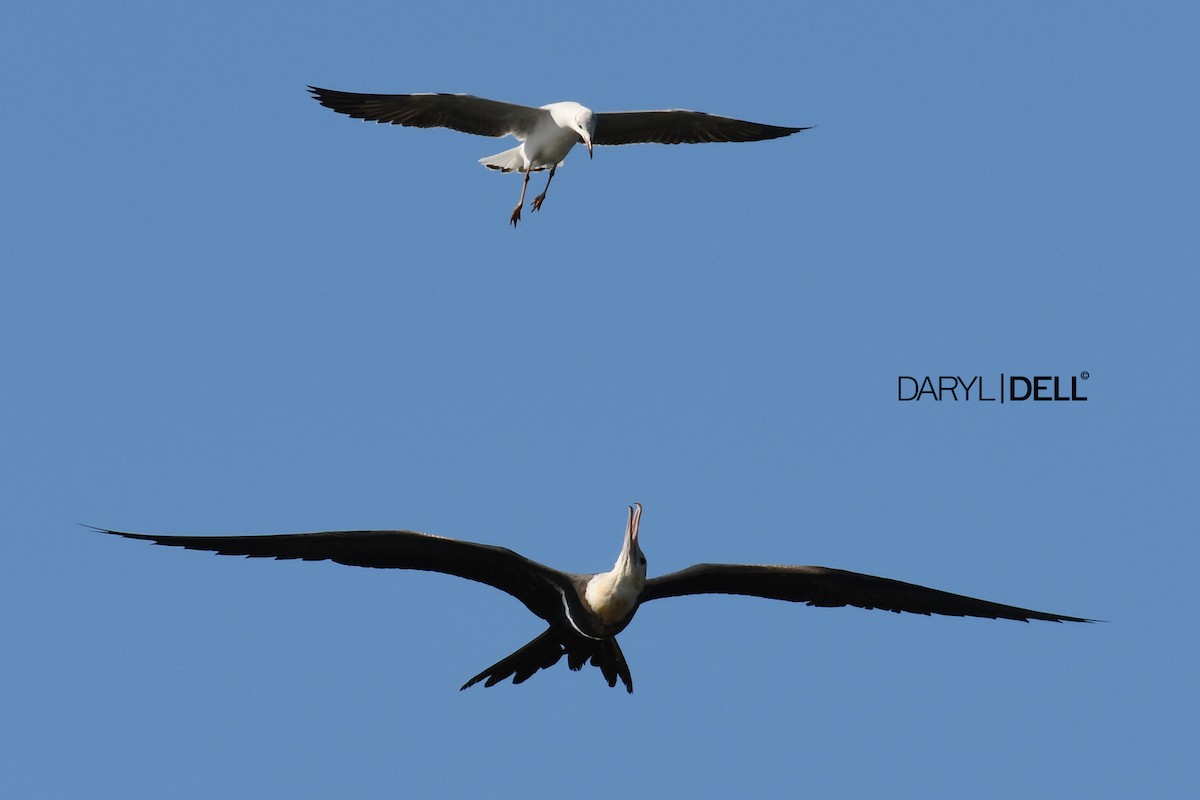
[{"left": 2, "top": 2, "right": 1196, "bottom": 797}]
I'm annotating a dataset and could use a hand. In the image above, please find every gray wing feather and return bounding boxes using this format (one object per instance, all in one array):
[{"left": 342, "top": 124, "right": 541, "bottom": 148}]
[
  {"left": 640, "top": 563, "right": 1091, "bottom": 623},
  {"left": 593, "top": 110, "right": 809, "bottom": 145},
  {"left": 308, "top": 86, "right": 543, "bottom": 138}
]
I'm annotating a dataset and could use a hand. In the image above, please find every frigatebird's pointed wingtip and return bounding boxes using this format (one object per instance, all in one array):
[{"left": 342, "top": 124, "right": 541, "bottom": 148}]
[
  {"left": 772, "top": 124, "right": 814, "bottom": 138},
  {"left": 80, "top": 523, "right": 133, "bottom": 538},
  {"left": 1018, "top": 615, "right": 1098, "bottom": 624},
  {"left": 80, "top": 524, "right": 172, "bottom": 545}
]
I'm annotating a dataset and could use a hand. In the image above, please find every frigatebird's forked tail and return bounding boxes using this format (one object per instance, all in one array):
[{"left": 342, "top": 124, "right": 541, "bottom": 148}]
[
  {"left": 91, "top": 502, "right": 1088, "bottom": 694},
  {"left": 460, "top": 628, "right": 633, "bottom": 693}
]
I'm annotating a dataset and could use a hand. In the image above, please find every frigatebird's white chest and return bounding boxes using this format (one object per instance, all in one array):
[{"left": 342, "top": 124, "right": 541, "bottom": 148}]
[{"left": 583, "top": 570, "right": 642, "bottom": 627}]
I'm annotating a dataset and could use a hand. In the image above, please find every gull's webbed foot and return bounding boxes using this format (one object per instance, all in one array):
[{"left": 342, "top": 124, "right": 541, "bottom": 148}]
[
  {"left": 510, "top": 206, "right": 522, "bottom": 227},
  {"left": 531, "top": 194, "right": 547, "bottom": 212}
]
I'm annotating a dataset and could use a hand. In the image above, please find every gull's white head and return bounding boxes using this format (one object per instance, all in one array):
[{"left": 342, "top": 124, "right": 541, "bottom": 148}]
[
  {"left": 574, "top": 108, "right": 596, "bottom": 159},
  {"left": 545, "top": 102, "right": 596, "bottom": 160}
]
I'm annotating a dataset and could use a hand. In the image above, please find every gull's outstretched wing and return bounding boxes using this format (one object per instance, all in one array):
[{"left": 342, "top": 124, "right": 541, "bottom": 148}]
[
  {"left": 94, "top": 527, "right": 574, "bottom": 622},
  {"left": 640, "top": 563, "right": 1091, "bottom": 623},
  {"left": 308, "top": 87, "right": 544, "bottom": 138},
  {"left": 593, "top": 110, "right": 809, "bottom": 146}
]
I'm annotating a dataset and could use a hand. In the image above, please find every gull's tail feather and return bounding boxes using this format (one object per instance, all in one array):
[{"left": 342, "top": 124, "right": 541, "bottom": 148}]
[{"left": 480, "top": 146, "right": 546, "bottom": 173}]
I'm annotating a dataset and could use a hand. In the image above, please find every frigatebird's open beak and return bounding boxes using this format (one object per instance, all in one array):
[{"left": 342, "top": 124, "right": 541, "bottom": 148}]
[{"left": 627, "top": 502, "right": 641, "bottom": 548}]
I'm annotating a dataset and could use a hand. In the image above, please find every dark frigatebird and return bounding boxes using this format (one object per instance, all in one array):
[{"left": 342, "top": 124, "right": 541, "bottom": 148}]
[
  {"left": 307, "top": 86, "right": 809, "bottom": 226},
  {"left": 93, "top": 503, "right": 1090, "bottom": 693}
]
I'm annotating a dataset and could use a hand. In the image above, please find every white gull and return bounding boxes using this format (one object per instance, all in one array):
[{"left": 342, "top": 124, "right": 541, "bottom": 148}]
[{"left": 308, "top": 86, "right": 810, "bottom": 226}]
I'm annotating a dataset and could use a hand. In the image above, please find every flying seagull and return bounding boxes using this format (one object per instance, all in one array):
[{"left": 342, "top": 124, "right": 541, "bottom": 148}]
[
  {"left": 93, "top": 504, "right": 1090, "bottom": 692},
  {"left": 307, "top": 86, "right": 810, "bottom": 226}
]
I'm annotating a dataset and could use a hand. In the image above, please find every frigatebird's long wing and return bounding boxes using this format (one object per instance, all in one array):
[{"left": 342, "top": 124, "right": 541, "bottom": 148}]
[
  {"left": 593, "top": 110, "right": 809, "bottom": 146},
  {"left": 640, "top": 564, "right": 1091, "bottom": 623},
  {"left": 308, "top": 87, "right": 543, "bottom": 138},
  {"left": 94, "top": 528, "right": 574, "bottom": 623}
]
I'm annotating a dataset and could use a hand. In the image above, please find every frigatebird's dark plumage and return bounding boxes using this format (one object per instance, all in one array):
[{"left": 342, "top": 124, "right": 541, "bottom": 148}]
[{"left": 93, "top": 504, "right": 1090, "bottom": 693}]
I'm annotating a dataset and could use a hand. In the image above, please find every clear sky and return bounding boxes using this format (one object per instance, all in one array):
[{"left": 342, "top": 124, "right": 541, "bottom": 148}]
[{"left": 2, "top": 2, "right": 1196, "bottom": 797}]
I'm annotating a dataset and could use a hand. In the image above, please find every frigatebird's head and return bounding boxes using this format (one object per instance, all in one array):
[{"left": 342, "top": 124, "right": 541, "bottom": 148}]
[
  {"left": 616, "top": 502, "right": 647, "bottom": 582},
  {"left": 574, "top": 109, "right": 596, "bottom": 159},
  {"left": 584, "top": 503, "right": 648, "bottom": 627}
]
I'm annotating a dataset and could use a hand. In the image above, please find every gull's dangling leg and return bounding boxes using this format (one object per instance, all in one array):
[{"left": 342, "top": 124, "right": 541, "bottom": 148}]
[
  {"left": 531, "top": 166, "right": 557, "bottom": 212},
  {"left": 510, "top": 166, "right": 532, "bottom": 227}
]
